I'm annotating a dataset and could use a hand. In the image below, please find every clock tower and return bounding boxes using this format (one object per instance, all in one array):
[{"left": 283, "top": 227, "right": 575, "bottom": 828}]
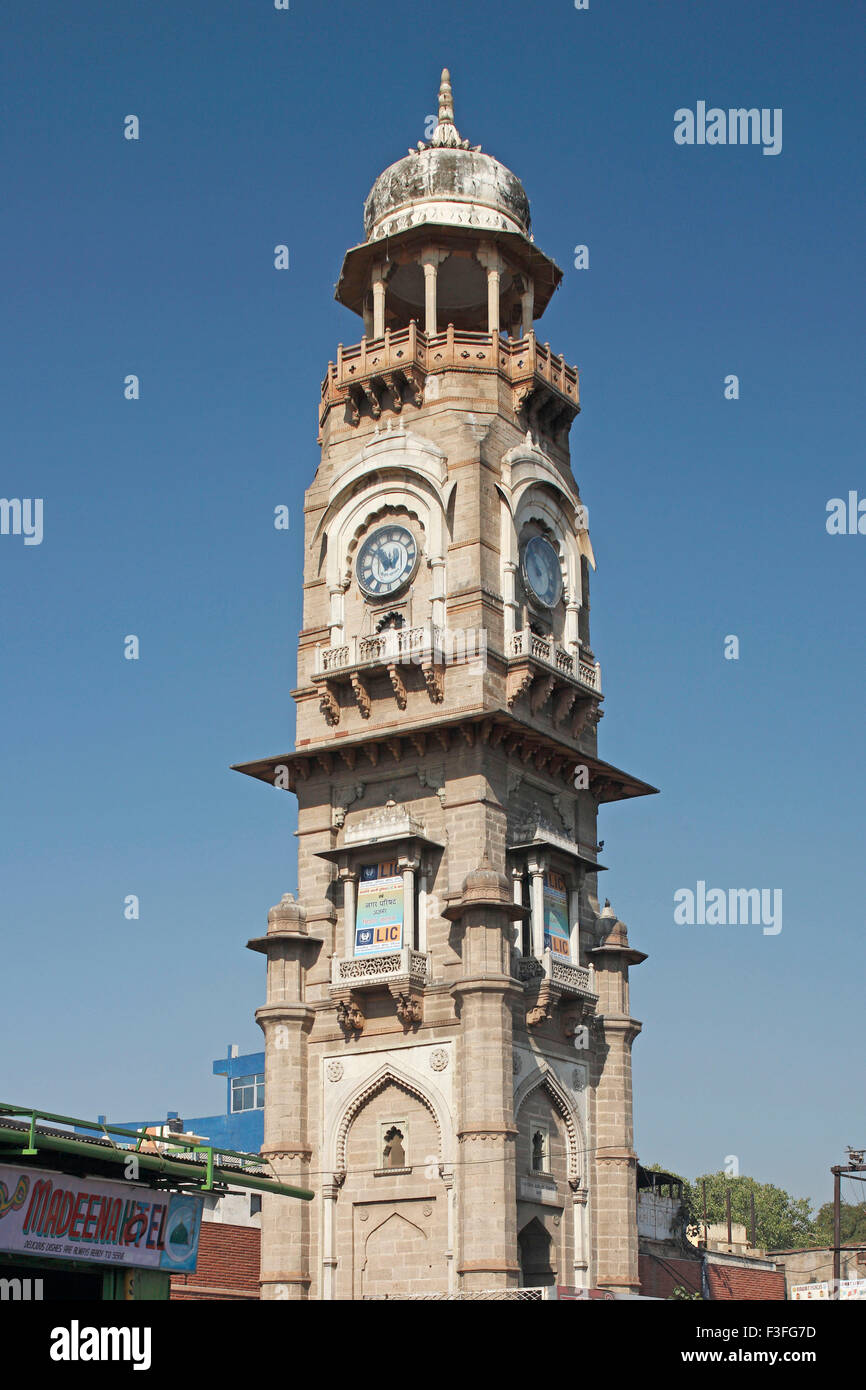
[{"left": 236, "top": 69, "right": 656, "bottom": 1300}]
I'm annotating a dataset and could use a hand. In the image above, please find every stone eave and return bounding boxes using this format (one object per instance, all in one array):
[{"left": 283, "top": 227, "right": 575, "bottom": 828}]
[
  {"left": 230, "top": 710, "right": 658, "bottom": 805},
  {"left": 335, "top": 224, "right": 562, "bottom": 321}
]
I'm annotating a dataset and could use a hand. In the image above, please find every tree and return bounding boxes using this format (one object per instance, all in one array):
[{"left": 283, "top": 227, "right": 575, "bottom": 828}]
[
  {"left": 812, "top": 1201, "right": 866, "bottom": 1246},
  {"left": 684, "top": 1171, "right": 814, "bottom": 1251}
]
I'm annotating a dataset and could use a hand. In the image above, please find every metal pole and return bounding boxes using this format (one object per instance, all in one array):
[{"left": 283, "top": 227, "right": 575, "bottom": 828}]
[
  {"left": 750, "top": 1191, "right": 756, "bottom": 1248},
  {"left": 726, "top": 1187, "right": 732, "bottom": 1246},
  {"left": 702, "top": 1180, "right": 708, "bottom": 1246},
  {"left": 0, "top": 1123, "right": 314, "bottom": 1201},
  {"left": 832, "top": 1166, "right": 842, "bottom": 1299}
]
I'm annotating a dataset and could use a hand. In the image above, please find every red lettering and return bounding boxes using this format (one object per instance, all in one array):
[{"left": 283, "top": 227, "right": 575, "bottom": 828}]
[
  {"left": 146, "top": 1203, "right": 164, "bottom": 1249},
  {"left": 54, "top": 1190, "right": 76, "bottom": 1238},
  {"left": 42, "top": 1188, "right": 64, "bottom": 1237},
  {"left": 104, "top": 1198, "right": 122, "bottom": 1244},
  {"left": 69, "top": 1192, "right": 88, "bottom": 1240},
  {"left": 23, "top": 1178, "right": 52, "bottom": 1235},
  {"left": 82, "top": 1194, "right": 100, "bottom": 1241}
]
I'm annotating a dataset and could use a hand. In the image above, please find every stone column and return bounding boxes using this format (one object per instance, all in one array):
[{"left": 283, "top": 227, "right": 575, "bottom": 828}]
[
  {"left": 429, "top": 556, "right": 447, "bottom": 629},
  {"left": 372, "top": 266, "right": 386, "bottom": 338},
  {"left": 328, "top": 585, "right": 344, "bottom": 646},
  {"left": 511, "top": 865, "right": 525, "bottom": 956},
  {"left": 398, "top": 856, "right": 418, "bottom": 950},
  {"left": 503, "top": 560, "right": 519, "bottom": 643},
  {"left": 572, "top": 1185, "right": 589, "bottom": 1287},
  {"left": 520, "top": 278, "right": 535, "bottom": 339},
  {"left": 417, "top": 865, "right": 428, "bottom": 953},
  {"left": 527, "top": 854, "right": 546, "bottom": 958},
  {"left": 445, "top": 864, "right": 529, "bottom": 1292},
  {"left": 247, "top": 894, "right": 319, "bottom": 1299},
  {"left": 339, "top": 867, "right": 357, "bottom": 958},
  {"left": 568, "top": 880, "right": 581, "bottom": 964},
  {"left": 421, "top": 251, "right": 440, "bottom": 335},
  {"left": 589, "top": 907, "right": 646, "bottom": 1295}
]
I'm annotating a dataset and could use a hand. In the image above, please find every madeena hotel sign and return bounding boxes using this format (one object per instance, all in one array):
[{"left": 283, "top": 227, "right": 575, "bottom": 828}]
[{"left": 0, "top": 1164, "right": 203, "bottom": 1271}]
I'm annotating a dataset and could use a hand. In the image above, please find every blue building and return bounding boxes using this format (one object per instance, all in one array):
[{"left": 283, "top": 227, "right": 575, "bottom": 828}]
[{"left": 90, "top": 1044, "right": 265, "bottom": 1154}]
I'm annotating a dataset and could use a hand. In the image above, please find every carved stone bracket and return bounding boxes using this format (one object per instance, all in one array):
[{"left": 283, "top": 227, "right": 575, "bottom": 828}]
[
  {"left": 335, "top": 997, "right": 365, "bottom": 1035},
  {"left": 332, "top": 782, "right": 366, "bottom": 829},
  {"left": 526, "top": 982, "right": 553, "bottom": 1028},
  {"left": 319, "top": 683, "right": 340, "bottom": 726},
  {"left": 422, "top": 661, "right": 444, "bottom": 703},
  {"left": 391, "top": 989, "right": 423, "bottom": 1030},
  {"left": 507, "top": 667, "right": 534, "bottom": 708},
  {"left": 417, "top": 765, "right": 446, "bottom": 806},
  {"left": 350, "top": 671, "right": 372, "bottom": 718},
  {"left": 530, "top": 674, "right": 556, "bottom": 716},
  {"left": 553, "top": 686, "right": 579, "bottom": 725},
  {"left": 387, "top": 662, "right": 407, "bottom": 709}
]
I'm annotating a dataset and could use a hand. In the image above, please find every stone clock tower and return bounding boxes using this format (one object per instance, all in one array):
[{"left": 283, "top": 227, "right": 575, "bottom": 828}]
[{"left": 236, "top": 70, "right": 656, "bottom": 1300}]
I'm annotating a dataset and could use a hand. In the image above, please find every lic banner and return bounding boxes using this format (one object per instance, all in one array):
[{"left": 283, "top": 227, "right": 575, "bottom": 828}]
[
  {"left": 355, "top": 861, "right": 404, "bottom": 957},
  {"left": 543, "top": 870, "right": 570, "bottom": 959}
]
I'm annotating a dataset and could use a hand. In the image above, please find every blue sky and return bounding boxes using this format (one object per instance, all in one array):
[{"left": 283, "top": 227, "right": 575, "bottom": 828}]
[{"left": 1, "top": 0, "right": 862, "bottom": 1210}]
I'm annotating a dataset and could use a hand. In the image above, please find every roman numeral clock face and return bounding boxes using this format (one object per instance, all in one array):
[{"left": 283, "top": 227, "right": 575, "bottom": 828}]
[{"left": 356, "top": 525, "right": 418, "bottom": 598}]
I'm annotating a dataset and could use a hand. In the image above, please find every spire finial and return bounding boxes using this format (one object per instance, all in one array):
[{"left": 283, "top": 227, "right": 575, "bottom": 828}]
[
  {"left": 425, "top": 65, "right": 474, "bottom": 151},
  {"left": 438, "top": 67, "right": 454, "bottom": 126}
]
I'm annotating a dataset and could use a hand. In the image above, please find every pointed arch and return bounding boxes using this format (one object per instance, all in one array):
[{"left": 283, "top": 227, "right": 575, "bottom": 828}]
[
  {"left": 333, "top": 1062, "right": 449, "bottom": 1174},
  {"left": 515, "top": 1061, "right": 585, "bottom": 1184}
]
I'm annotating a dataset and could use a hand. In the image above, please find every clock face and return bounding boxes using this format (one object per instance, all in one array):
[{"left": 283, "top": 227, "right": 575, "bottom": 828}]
[
  {"left": 356, "top": 524, "right": 418, "bottom": 598},
  {"left": 521, "top": 535, "right": 563, "bottom": 609}
]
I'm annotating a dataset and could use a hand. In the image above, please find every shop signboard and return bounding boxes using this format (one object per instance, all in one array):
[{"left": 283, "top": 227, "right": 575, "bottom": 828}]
[
  {"left": 354, "top": 860, "right": 404, "bottom": 957},
  {"left": 0, "top": 1163, "right": 202, "bottom": 1272},
  {"left": 543, "top": 870, "right": 570, "bottom": 959}
]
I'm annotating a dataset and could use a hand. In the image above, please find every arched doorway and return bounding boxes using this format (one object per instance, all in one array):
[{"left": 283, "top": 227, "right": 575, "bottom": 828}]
[{"left": 518, "top": 1217, "right": 556, "bottom": 1288}]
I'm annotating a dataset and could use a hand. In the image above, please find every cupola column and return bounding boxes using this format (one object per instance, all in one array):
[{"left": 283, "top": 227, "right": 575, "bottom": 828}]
[
  {"left": 477, "top": 245, "right": 504, "bottom": 335},
  {"left": 421, "top": 249, "right": 443, "bottom": 335},
  {"left": 520, "top": 277, "right": 535, "bottom": 339},
  {"left": 371, "top": 265, "right": 386, "bottom": 339}
]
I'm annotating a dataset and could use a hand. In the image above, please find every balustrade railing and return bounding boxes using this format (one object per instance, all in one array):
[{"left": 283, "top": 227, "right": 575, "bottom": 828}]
[{"left": 510, "top": 628, "right": 601, "bottom": 692}]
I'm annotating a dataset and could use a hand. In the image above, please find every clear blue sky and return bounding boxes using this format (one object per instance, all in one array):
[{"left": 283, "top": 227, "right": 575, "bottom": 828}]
[{"left": 1, "top": 0, "right": 862, "bottom": 1211}]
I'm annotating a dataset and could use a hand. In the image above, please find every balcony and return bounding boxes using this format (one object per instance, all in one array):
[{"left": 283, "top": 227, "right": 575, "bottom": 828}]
[
  {"left": 331, "top": 946, "right": 431, "bottom": 992},
  {"left": 330, "top": 947, "right": 432, "bottom": 1035},
  {"left": 509, "top": 628, "right": 600, "bottom": 691},
  {"left": 516, "top": 951, "right": 597, "bottom": 1001},
  {"left": 313, "top": 623, "right": 472, "bottom": 721},
  {"left": 516, "top": 951, "right": 598, "bottom": 1031},
  {"left": 506, "top": 627, "right": 602, "bottom": 734},
  {"left": 319, "top": 324, "right": 579, "bottom": 436}
]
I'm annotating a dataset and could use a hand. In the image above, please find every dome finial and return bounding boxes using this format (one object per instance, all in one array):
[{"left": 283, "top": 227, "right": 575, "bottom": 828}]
[
  {"left": 438, "top": 67, "right": 454, "bottom": 126},
  {"left": 428, "top": 65, "right": 472, "bottom": 150}
]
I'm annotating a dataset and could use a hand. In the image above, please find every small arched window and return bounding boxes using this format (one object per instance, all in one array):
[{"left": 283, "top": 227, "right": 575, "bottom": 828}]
[
  {"left": 383, "top": 1125, "right": 406, "bottom": 1168},
  {"left": 531, "top": 1127, "right": 550, "bottom": 1174}
]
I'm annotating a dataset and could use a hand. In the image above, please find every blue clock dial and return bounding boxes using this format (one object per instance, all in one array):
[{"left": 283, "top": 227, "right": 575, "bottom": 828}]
[
  {"left": 521, "top": 535, "right": 562, "bottom": 609},
  {"left": 356, "top": 525, "right": 418, "bottom": 598}
]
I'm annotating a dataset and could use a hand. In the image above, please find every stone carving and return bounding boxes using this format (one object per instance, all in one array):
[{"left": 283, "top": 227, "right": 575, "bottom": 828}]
[
  {"left": 394, "top": 992, "right": 423, "bottom": 1029},
  {"left": 319, "top": 683, "right": 340, "bottom": 726},
  {"left": 430, "top": 1047, "right": 449, "bottom": 1072},
  {"left": 422, "top": 662, "right": 444, "bottom": 703},
  {"left": 512, "top": 1053, "right": 522, "bottom": 1076},
  {"left": 387, "top": 662, "right": 407, "bottom": 710},
  {"left": 326, "top": 1061, "right": 344, "bottom": 1082},
  {"left": 350, "top": 671, "right": 371, "bottom": 718},
  {"left": 526, "top": 1003, "right": 550, "bottom": 1028},
  {"left": 335, "top": 999, "right": 364, "bottom": 1035},
  {"left": 507, "top": 769, "right": 524, "bottom": 798},
  {"left": 422, "top": 1204, "right": 433, "bottom": 1217},
  {"left": 417, "top": 765, "right": 446, "bottom": 806},
  {"left": 332, "top": 782, "right": 365, "bottom": 829},
  {"left": 571, "top": 1067, "right": 586, "bottom": 1092}
]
